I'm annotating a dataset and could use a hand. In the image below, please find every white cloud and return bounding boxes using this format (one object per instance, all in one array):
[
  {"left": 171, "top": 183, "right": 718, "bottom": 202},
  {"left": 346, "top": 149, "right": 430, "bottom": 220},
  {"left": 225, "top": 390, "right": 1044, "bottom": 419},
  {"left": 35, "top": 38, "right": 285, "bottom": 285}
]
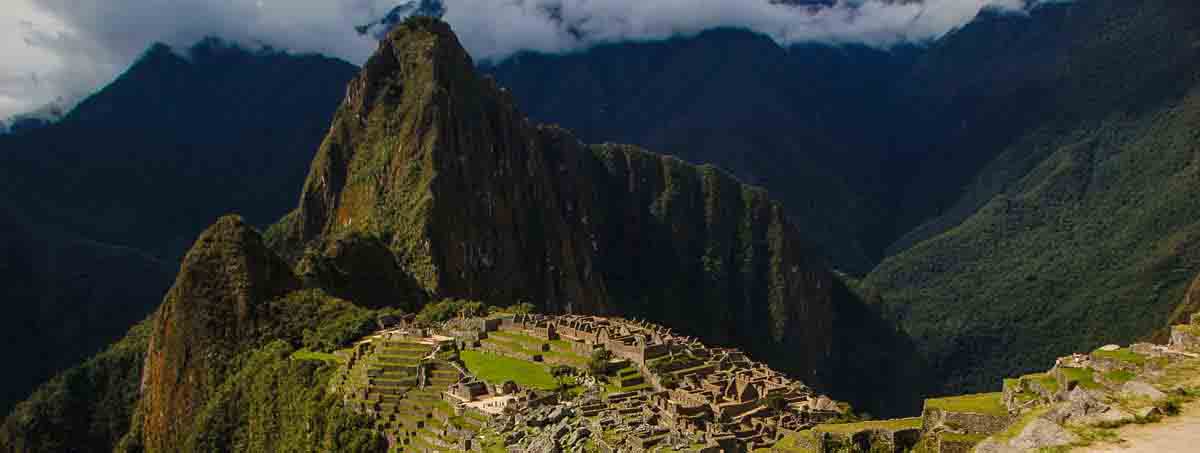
[{"left": 0, "top": 0, "right": 1051, "bottom": 119}]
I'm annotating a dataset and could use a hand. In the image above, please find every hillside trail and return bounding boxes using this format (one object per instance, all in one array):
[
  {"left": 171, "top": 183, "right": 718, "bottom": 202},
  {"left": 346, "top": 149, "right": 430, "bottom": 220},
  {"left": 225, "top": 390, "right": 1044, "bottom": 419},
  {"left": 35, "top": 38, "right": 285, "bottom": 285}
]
[
  {"left": 1078, "top": 368, "right": 1200, "bottom": 453},
  {"left": 1077, "top": 403, "right": 1200, "bottom": 452}
]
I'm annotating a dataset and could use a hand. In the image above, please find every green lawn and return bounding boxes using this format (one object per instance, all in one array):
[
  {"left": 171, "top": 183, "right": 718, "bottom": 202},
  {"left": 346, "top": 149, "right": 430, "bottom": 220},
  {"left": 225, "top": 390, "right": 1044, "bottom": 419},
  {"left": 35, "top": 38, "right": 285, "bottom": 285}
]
[
  {"left": 460, "top": 350, "right": 558, "bottom": 390},
  {"left": 1091, "top": 348, "right": 1148, "bottom": 366},
  {"left": 815, "top": 417, "right": 922, "bottom": 434},
  {"left": 1060, "top": 367, "right": 1103, "bottom": 390},
  {"left": 924, "top": 392, "right": 1007, "bottom": 416}
]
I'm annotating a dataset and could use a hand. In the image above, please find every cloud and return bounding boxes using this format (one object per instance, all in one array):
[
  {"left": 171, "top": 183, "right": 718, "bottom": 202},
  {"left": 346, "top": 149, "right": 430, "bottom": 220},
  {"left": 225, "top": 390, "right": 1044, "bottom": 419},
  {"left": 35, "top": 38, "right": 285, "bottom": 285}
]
[
  {"left": 0, "top": 0, "right": 1051, "bottom": 120},
  {"left": 444, "top": 0, "right": 1038, "bottom": 60}
]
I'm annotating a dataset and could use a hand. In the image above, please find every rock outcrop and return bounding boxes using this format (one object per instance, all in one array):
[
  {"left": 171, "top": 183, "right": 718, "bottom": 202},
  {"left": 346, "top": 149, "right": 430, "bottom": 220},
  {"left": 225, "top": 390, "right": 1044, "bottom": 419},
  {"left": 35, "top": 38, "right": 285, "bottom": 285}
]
[
  {"left": 272, "top": 18, "right": 837, "bottom": 382},
  {"left": 138, "top": 215, "right": 300, "bottom": 451}
]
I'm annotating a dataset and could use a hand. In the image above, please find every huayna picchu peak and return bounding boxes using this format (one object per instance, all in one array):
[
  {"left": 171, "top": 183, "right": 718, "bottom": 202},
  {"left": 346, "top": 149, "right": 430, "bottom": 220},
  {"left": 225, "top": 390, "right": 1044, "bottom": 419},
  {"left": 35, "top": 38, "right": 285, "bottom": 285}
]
[{"left": 270, "top": 17, "right": 843, "bottom": 391}]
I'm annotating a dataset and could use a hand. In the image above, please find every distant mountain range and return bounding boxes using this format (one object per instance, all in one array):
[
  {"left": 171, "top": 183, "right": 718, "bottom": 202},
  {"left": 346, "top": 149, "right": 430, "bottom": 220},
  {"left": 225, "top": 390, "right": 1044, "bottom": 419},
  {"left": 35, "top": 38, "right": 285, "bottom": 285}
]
[{"left": 0, "top": 38, "right": 357, "bottom": 414}]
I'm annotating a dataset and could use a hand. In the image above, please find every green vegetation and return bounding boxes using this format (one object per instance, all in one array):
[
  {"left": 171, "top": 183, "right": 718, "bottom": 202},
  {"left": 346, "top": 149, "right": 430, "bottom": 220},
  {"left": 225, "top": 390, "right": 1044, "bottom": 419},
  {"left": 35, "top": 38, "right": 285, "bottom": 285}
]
[
  {"left": 991, "top": 407, "right": 1050, "bottom": 444},
  {"left": 2, "top": 285, "right": 401, "bottom": 453},
  {"left": 1060, "top": 368, "right": 1102, "bottom": 390},
  {"left": 1174, "top": 324, "right": 1200, "bottom": 337},
  {"left": 1092, "top": 348, "right": 1148, "bottom": 366},
  {"left": 939, "top": 432, "right": 988, "bottom": 444},
  {"left": 490, "top": 302, "right": 536, "bottom": 315},
  {"left": 483, "top": 330, "right": 589, "bottom": 367},
  {"left": 415, "top": 298, "right": 486, "bottom": 325},
  {"left": 924, "top": 392, "right": 1007, "bottom": 417},
  {"left": 865, "top": 0, "right": 1200, "bottom": 396},
  {"left": 184, "top": 341, "right": 385, "bottom": 452},
  {"left": 587, "top": 349, "right": 613, "bottom": 376},
  {"left": 0, "top": 320, "right": 152, "bottom": 452},
  {"left": 291, "top": 349, "right": 341, "bottom": 364},
  {"left": 759, "top": 430, "right": 817, "bottom": 453},
  {"left": 460, "top": 350, "right": 558, "bottom": 390},
  {"left": 1104, "top": 369, "right": 1137, "bottom": 385},
  {"left": 815, "top": 417, "right": 922, "bottom": 434}
]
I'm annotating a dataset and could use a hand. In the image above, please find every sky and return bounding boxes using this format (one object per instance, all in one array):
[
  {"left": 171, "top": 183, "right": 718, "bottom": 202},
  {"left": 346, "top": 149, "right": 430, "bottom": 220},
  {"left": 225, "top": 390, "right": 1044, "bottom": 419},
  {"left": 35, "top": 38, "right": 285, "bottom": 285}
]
[{"left": 0, "top": 0, "right": 1048, "bottom": 120}]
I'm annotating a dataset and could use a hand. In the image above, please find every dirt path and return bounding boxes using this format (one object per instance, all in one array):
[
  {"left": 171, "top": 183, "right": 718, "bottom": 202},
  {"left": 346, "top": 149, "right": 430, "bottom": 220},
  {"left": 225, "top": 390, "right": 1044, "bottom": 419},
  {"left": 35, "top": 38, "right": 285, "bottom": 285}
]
[{"left": 1079, "top": 404, "right": 1200, "bottom": 452}]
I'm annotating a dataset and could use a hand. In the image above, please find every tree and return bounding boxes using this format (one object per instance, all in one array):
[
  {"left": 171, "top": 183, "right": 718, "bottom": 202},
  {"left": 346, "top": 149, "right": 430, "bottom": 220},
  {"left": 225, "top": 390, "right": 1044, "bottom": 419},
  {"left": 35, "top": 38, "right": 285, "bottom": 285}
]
[
  {"left": 415, "top": 299, "right": 484, "bottom": 325},
  {"left": 550, "top": 365, "right": 575, "bottom": 395},
  {"left": 658, "top": 373, "right": 679, "bottom": 389},
  {"left": 763, "top": 394, "right": 787, "bottom": 412},
  {"left": 587, "top": 350, "right": 612, "bottom": 376}
]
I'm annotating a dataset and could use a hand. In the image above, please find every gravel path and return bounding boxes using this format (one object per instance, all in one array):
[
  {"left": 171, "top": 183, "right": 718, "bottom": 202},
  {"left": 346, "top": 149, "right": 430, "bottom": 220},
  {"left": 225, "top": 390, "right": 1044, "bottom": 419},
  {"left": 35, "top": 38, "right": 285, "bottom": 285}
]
[{"left": 1080, "top": 404, "right": 1200, "bottom": 452}]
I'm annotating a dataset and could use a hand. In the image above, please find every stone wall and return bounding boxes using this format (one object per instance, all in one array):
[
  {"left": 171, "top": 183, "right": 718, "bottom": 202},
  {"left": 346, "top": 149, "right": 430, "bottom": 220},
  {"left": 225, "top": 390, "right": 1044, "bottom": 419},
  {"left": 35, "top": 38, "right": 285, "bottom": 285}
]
[{"left": 921, "top": 408, "right": 1014, "bottom": 436}]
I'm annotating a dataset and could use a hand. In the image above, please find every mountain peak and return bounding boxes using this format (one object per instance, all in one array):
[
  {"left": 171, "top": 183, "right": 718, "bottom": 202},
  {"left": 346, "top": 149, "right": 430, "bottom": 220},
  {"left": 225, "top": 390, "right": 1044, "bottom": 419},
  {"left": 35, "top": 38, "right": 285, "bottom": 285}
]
[
  {"left": 140, "top": 214, "right": 299, "bottom": 451},
  {"left": 345, "top": 17, "right": 481, "bottom": 119}
]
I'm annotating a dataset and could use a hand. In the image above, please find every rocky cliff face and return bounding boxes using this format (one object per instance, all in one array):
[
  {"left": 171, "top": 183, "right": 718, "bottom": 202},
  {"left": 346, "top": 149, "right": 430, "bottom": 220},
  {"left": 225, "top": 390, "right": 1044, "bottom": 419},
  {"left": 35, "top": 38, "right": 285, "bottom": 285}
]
[
  {"left": 139, "top": 215, "right": 299, "bottom": 451},
  {"left": 273, "top": 18, "right": 837, "bottom": 383}
]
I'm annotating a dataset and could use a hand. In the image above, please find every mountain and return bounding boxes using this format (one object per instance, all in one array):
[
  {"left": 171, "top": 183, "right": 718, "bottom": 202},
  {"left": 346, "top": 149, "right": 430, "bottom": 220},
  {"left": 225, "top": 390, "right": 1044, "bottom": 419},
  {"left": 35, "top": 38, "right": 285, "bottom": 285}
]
[
  {"left": 0, "top": 40, "right": 357, "bottom": 415},
  {"left": 0, "top": 39, "right": 357, "bottom": 262},
  {"left": 480, "top": 0, "right": 1200, "bottom": 399},
  {"left": 866, "top": 0, "right": 1200, "bottom": 394},
  {"left": 6, "top": 0, "right": 1199, "bottom": 442},
  {"left": 483, "top": 29, "right": 920, "bottom": 274},
  {"left": 0, "top": 100, "right": 65, "bottom": 136},
  {"left": 356, "top": 0, "right": 446, "bottom": 39},
  {"left": 269, "top": 17, "right": 847, "bottom": 392},
  {"left": 2, "top": 18, "right": 925, "bottom": 452}
]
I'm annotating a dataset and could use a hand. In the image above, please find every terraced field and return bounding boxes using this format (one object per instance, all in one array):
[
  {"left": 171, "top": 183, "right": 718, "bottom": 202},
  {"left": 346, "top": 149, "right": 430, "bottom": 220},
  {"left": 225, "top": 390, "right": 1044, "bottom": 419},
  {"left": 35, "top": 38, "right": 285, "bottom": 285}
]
[
  {"left": 479, "top": 329, "right": 590, "bottom": 367},
  {"left": 334, "top": 337, "right": 473, "bottom": 453}
]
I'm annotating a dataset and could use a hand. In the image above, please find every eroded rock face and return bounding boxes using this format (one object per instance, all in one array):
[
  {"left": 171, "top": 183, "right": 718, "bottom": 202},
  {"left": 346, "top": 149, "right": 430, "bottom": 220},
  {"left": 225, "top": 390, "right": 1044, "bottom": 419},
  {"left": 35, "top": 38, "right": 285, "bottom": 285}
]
[
  {"left": 274, "top": 18, "right": 837, "bottom": 381},
  {"left": 1120, "top": 381, "right": 1167, "bottom": 402},
  {"left": 139, "top": 215, "right": 300, "bottom": 451},
  {"left": 976, "top": 418, "right": 1079, "bottom": 453}
]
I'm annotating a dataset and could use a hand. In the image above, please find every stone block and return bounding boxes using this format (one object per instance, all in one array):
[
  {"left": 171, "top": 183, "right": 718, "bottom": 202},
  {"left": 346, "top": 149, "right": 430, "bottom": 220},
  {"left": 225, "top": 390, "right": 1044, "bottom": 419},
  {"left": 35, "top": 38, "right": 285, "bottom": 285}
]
[{"left": 1170, "top": 325, "right": 1200, "bottom": 353}]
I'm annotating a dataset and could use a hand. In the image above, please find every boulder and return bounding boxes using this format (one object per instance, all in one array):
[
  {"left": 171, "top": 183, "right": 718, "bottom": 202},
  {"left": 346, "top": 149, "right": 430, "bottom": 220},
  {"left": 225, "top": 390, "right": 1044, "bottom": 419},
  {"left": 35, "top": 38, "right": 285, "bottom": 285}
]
[
  {"left": 552, "top": 424, "right": 570, "bottom": 440},
  {"left": 526, "top": 435, "right": 560, "bottom": 453},
  {"left": 1062, "top": 387, "right": 1107, "bottom": 419},
  {"left": 1099, "top": 344, "right": 1121, "bottom": 352},
  {"left": 1130, "top": 343, "right": 1160, "bottom": 356},
  {"left": 1170, "top": 325, "right": 1200, "bottom": 353},
  {"left": 1134, "top": 406, "right": 1163, "bottom": 419},
  {"left": 1121, "top": 381, "right": 1167, "bottom": 402},
  {"left": 1078, "top": 408, "right": 1136, "bottom": 427},
  {"left": 547, "top": 406, "right": 573, "bottom": 423},
  {"left": 1010, "top": 418, "right": 1079, "bottom": 450}
]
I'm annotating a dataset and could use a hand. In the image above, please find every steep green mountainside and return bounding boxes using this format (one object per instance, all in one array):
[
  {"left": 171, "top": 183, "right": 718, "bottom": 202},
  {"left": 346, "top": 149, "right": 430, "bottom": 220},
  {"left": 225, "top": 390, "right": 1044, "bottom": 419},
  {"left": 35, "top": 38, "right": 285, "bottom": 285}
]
[
  {"left": 0, "top": 196, "right": 171, "bottom": 415},
  {"left": 867, "top": 0, "right": 1200, "bottom": 394},
  {"left": 0, "top": 42, "right": 356, "bottom": 416},
  {"left": 0, "top": 216, "right": 389, "bottom": 453},
  {"left": 484, "top": 31, "right": 920, "bottom": 273},
  {"left": 0, "top": 320, "right": 151, "bottom": 453}
]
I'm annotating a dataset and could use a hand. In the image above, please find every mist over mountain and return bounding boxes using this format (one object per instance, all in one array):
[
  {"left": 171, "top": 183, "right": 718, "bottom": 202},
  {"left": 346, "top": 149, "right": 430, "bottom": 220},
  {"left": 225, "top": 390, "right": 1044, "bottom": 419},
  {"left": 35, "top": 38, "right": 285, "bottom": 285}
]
[{"left": 5, "top": 0, "right": 1047, "bottom": 120}]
